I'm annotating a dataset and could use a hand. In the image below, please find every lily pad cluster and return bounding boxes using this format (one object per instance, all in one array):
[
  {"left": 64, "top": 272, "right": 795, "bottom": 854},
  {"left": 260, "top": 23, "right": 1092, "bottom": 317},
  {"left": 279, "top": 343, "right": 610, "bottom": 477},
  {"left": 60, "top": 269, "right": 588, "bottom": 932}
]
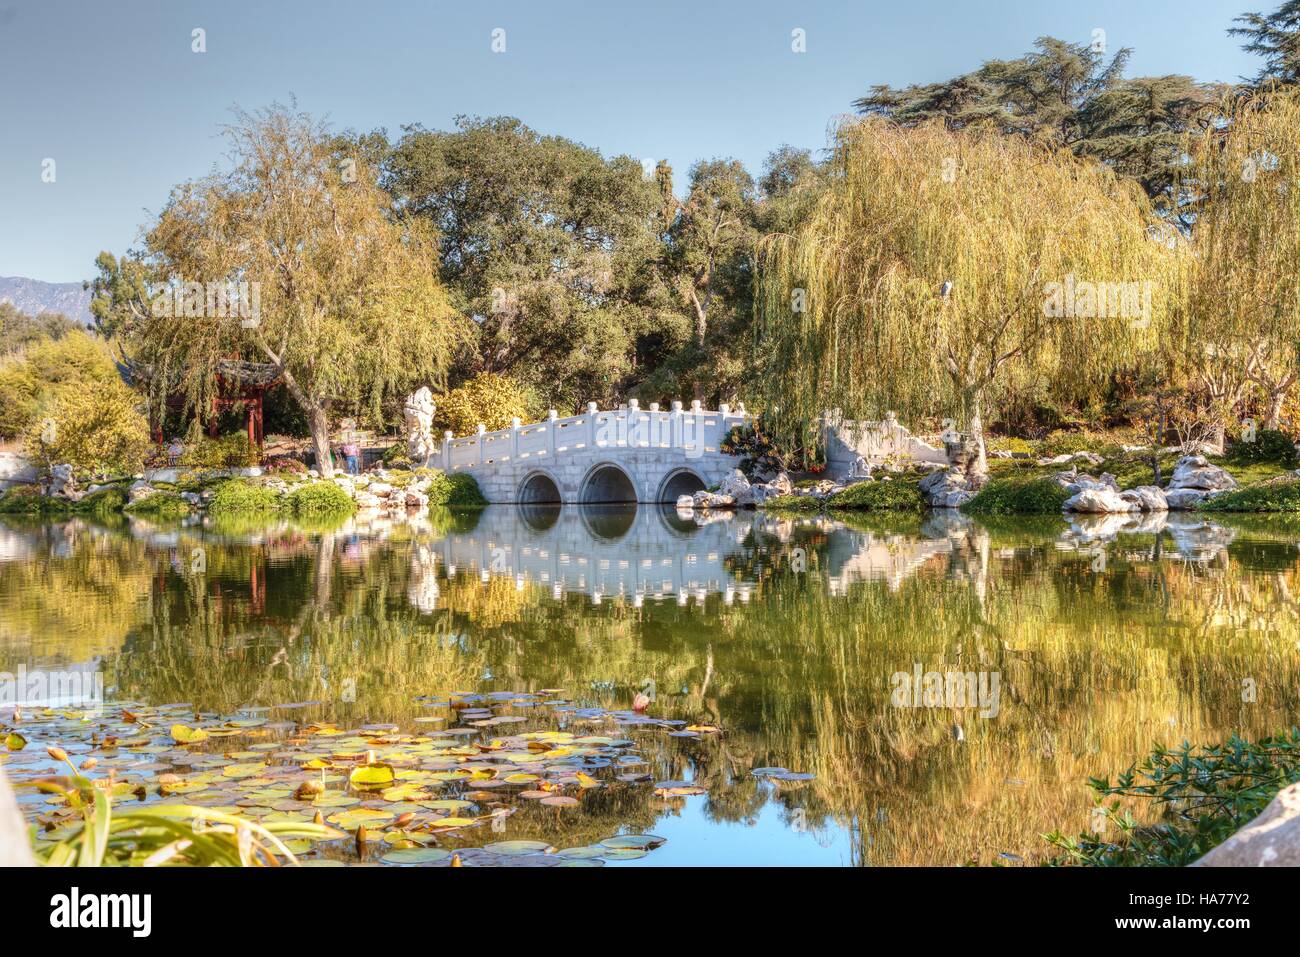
[{"left": 0, "top": 689, "right": 792, "bottom": 867}]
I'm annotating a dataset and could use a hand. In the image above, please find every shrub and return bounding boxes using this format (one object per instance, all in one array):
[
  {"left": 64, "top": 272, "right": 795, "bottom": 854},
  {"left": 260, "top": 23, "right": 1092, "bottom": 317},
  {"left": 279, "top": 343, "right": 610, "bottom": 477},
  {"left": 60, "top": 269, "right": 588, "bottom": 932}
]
[
  {"left": 0, "top": 486, "right": 70, "bottom": 514},
  {"left": 381, "top": 442, "right": 413, "bottom": 468},
  {"left": 827, "top": 479, "right": 925, "bottom": 511},
  {"left": 763, "top": 494, "right": 821, "bottom": 511},
  {"left": 426, "top": 471, "right": 487, "bottom": 508},
  {"left": 1046, "top": 730, "right": 1300, "bottom": 867},
  {"left": 1200, "top": 477, "right": 1300, "bottom": 512},
  {"left": 124, "top": 490, "right": 191, "bottom": 518},
  {"left": 963, "top": 477, "right": 1070, "bottom": 514},
  {"left": 206, "top": 479, "right": 281, "bottom": 516},
  {"left": 286, "top": 481, "right": 356, "bottom": 516},
  {"left": 23, "top": 380, "right": 151, "bottom": 478},
  {"left": 76, "top": 485, "right": 130, "bottom": 514},
  {"left": 178, "top": 433, "right": 260, "bottom": 469},
  {"left": 1224, "top": 428, "right": 1299, "bottom": 469},
  {"left": 434, "top": 373, "right": 534, "bottom": 436}
]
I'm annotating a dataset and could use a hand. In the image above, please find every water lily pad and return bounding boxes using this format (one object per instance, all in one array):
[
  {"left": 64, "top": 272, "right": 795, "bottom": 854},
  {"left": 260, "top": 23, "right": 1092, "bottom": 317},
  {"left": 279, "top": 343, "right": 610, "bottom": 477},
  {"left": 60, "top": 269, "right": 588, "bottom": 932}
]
[
  {"left": 382, "top": 847, "right": 452, "bottom": 865},
  {"left": 485, "top": 840, "right": 554, "bottom": 856}
]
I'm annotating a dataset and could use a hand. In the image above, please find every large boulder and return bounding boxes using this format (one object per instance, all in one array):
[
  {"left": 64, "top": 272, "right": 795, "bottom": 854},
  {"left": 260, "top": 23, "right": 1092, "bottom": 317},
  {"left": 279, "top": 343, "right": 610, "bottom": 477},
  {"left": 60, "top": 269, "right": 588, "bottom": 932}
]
[
  {"left": 1062, "top": 487, "right": 1137, "bottom": 513},
  {"left": 1119, "top": 485, "right": 1168, "bottom": 512},
  {"left": 919, "top": 468, "right": 973, "bottom": 508},
  {"left": 1167, "top": 455, "right": 1237, "bottom": 492},
  {"left": 1194, "top": 782, "right": 1300, "bottom": 867},
  {"left": 692, "top": 490, "right": 734, "bottom": 510},
  {"left": 717, "top": 469, "right": 751, "bottom": 499},
  {"left": 676, "top": 494, "right": 695, "bottom": 510},
  {"left": 127, "top": 480, "right": 157, "bottom": 504}
]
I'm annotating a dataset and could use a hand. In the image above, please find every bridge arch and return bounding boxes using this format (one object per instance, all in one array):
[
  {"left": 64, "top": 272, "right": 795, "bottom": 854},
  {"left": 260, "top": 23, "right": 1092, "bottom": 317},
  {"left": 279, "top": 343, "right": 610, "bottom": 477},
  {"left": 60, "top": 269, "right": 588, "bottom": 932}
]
[
  {"left": 580, "top": 462, "right": 638, "bottom": 504},
  {"left": 657, "top": 467, "right": 707, "bottom": 504},
  {"left": 518, "top": 469, "right": 562, "bottom": 505}
]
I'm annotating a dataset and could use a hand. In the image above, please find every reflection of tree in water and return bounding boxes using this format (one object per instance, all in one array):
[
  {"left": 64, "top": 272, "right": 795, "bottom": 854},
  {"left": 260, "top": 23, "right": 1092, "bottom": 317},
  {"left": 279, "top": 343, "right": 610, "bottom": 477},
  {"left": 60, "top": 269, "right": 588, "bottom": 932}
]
[{"left": 10, "top": 509, "right": 1300, "bottom": 864}]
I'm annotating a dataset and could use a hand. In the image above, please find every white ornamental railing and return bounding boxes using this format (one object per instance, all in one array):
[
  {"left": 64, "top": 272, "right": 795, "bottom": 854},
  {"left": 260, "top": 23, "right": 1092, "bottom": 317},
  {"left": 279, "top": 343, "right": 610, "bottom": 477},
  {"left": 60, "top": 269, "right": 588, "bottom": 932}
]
[{"left": 438, "top": 400, "right": 750, "bottom": 472}]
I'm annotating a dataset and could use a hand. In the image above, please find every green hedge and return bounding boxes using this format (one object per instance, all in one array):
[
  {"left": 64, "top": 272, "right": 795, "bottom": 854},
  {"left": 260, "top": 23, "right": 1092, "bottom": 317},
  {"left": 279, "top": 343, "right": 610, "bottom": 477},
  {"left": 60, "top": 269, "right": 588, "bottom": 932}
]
[
  {"left": 206, "top": 479, "right": 281, "bottom": 516},
  {"left": 827, "top": 479, "right": 925, "bottom": 511},
  {"left": 426, "top": 471, "right": 487, "bottom": 509},
  {"left": 286, "top": 481, "right": 356, "bottom": 516},
  {"left": 962, "top": 477, "right": 1070, "bottom": 514}
]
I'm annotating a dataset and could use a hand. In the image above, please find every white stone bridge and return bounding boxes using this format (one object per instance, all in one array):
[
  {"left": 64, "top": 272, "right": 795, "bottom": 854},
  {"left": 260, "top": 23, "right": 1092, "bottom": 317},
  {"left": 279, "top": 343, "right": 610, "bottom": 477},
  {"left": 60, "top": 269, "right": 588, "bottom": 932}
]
[{"left": 423, "top": 400, "right": 750, "bottom": 504}]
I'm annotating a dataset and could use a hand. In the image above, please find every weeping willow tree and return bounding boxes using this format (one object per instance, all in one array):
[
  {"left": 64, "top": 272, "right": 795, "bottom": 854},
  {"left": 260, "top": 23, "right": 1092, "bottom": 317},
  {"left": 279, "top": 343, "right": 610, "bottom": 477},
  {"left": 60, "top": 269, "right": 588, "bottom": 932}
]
[
  {"left": 1176, "top": 91, "right": 1300, "bottom": 432},
  {"left": 121, "top": 105, "right": 467, "bottom": 477},
  {"left": 756, "top": 118, "right": 1181, "bottom": 471}
]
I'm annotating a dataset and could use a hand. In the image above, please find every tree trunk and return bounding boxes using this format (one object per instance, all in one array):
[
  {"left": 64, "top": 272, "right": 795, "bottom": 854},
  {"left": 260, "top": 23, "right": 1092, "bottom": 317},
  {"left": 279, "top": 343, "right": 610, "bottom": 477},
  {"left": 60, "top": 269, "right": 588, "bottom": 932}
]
[
  {"left": 308, "top": 406, "right": 334, "bottom": 478},
  {"left": 968, "top": 391, "right": 989, "bottom": 477},
  {"left": 1266, "top": 390, "right": 1286, "bottom": 431}
]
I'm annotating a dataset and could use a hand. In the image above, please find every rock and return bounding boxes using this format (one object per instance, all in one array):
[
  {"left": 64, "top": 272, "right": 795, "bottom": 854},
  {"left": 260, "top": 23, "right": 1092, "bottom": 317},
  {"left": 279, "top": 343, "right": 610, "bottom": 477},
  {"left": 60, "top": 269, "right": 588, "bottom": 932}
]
[
  {"left": 404, "top": 489, "right": 429, "bottom": 509},
  {"left": 1037, "top": 451, "right": 1104, "bottom": 467},
  {"left": 768, "top": 472, "right": 794, "bottom": 495},
  {"left": 0, "top": 769, "right": 35, "bottom": 866},
  {"left": 1165, "top": 487, "right": 1209, "bottom": 510},
  {"left": 717, "top": 469, "right": 751, "bottom": 499},
  {"left": 1062, "top": 488, "right": 1137, "bottom": 513},
  {"left": 1119, "top": 485, "right": 1168, "bottom": 512},
  {"left": 692, "top": 490, "right": 734, "bottom": 510},
  {"left": 46, "top": 463, "right": 77, "bottom": 499},
  {"left": 1167, "top": 455, "right": 1237, "bottom": 493},
  {"left": 128, "top": 480, "right": 157, "bottom": 504},
  {"left": 919, "top": 468, "right": 972, "bottom": 508},
  {"left": 368, "top": 482, "right": 395, "bottom": 498},
  {"left": 354, "top": 492, "right": 382, "bottom": 510},
  {"left": 1052, "top": 471, "right": 1119, "bottom": 495},
  {"left": 181, "top": 492, "right": 201, "bottom": 505},
  {"left": 1194, "top": 782, "right": 1300, "bottom": 867},
  {"left": 676, "top": 494, "right": 695, "bottom": 510}
]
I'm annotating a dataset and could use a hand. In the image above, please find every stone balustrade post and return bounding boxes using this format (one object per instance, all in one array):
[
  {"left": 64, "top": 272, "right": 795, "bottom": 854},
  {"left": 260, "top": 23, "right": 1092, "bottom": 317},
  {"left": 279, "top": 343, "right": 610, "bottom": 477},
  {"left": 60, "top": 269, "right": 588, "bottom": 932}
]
[
  {"left": 476, "top": 423, "right": 486, "bottom": 465},
  {"left": 671, "top": 400, "right": 683, "bottom": 449},
  {"left": 442, "top": 430, "right": 452, "bottom": 470},
  {"left": 547, "top": 409, "right": 557, "bottom": 456},
  {"left": 587, "top": 402, "right": 599, "bottom": 448},
  {"left": 510, "top": 417, "right": 522, "bottom": 459}
]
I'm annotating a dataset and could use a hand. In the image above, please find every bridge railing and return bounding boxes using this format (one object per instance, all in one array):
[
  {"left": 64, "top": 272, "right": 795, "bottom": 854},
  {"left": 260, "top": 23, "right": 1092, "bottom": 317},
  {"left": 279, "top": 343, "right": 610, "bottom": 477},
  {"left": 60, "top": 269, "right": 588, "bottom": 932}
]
[{"left": 438, "top": 400, "right": 749, "bottom": 472}]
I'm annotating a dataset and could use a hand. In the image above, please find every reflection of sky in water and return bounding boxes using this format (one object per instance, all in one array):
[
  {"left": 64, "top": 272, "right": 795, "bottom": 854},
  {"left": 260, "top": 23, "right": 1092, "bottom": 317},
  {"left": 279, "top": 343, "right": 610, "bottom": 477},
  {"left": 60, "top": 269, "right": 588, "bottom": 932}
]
[{"left": 2, "top": 505, "right": 1299, "bottom": 865}]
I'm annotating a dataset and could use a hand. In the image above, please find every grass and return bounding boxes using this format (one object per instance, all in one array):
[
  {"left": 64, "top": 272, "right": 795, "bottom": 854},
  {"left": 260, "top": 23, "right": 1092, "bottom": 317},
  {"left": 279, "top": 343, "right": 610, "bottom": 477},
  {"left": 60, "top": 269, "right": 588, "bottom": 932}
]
[
  {"left": 962, "top": 477, "right": 1071, "bottom": 515},
  {"left": 826, "top": 479, "right": 925, "bottom": 511},
  {"left": 1200, "top": 477, "right": 1300, "bottom": 512},
  {"left": 763, "top": 494, "right": 821, "bottom": 511}
]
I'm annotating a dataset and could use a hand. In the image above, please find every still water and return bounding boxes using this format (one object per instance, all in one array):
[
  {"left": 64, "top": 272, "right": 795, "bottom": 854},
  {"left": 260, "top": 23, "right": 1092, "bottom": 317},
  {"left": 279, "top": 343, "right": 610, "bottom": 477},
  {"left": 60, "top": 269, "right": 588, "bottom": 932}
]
[{"left": 2, "top": 503, "right": 1298, "bottom": 866}]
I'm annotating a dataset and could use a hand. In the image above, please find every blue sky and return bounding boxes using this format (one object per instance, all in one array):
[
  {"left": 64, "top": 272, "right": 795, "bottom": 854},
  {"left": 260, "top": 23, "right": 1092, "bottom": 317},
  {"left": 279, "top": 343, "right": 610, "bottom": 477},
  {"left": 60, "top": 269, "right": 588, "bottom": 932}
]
[{"left": 0, "top": 0, "right": 1261, "bottom": 282}]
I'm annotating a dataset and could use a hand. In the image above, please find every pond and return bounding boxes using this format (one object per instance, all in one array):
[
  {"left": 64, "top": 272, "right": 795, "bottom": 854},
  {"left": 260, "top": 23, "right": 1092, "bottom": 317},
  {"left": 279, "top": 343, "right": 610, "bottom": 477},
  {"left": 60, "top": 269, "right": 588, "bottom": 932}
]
[{"left": 1, "top": 503, "right": 1298, "bottom": 866}]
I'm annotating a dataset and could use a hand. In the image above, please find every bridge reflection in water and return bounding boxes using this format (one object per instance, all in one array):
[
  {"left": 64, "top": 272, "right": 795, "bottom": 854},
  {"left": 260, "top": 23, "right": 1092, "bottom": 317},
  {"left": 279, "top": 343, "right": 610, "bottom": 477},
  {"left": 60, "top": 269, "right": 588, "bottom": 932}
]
[{"left": 424, "top": 504, "right": 757, "bottom": 607}]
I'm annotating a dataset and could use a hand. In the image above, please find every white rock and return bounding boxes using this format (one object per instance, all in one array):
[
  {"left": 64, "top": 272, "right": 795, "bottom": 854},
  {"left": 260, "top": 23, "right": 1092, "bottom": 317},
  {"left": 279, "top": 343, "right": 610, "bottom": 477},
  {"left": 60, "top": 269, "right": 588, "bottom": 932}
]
[
  {"left": 1194, "top": 782, "right": 1300, "bottom": 867},
  {"left": 1165, "top": 488, "right": 1209, "bottom": 510},
  {"left": 128, "top": 480, "right": 157, "bottom": 503},
  {"left": 368, "top": 482, "right": 395, "bottom": 497},
  {"left": 717, "top": 469, "right": 751, "bottom": 498},
  {"left": 405, "top": 489, "right": 429, "bottom": 508},
  {"left": 1119, "top": 485, "right": 1168, "bottom": 511},
  {"left": 676, "top": 494, "right": 695, "bottom": 510},
  {"left": 1167, "top": 455, "right": 1237, "bottom": 492},
  {"left": 1063, "top": 488, "right": 1137, "bottom": 513}
]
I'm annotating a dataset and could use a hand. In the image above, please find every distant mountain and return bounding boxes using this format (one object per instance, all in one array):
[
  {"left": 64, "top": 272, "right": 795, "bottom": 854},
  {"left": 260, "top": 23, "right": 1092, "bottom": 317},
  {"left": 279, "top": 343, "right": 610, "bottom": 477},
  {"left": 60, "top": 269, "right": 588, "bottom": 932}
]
[{"left": 0, "top": 276, "right": 94, "bottom": 328}]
